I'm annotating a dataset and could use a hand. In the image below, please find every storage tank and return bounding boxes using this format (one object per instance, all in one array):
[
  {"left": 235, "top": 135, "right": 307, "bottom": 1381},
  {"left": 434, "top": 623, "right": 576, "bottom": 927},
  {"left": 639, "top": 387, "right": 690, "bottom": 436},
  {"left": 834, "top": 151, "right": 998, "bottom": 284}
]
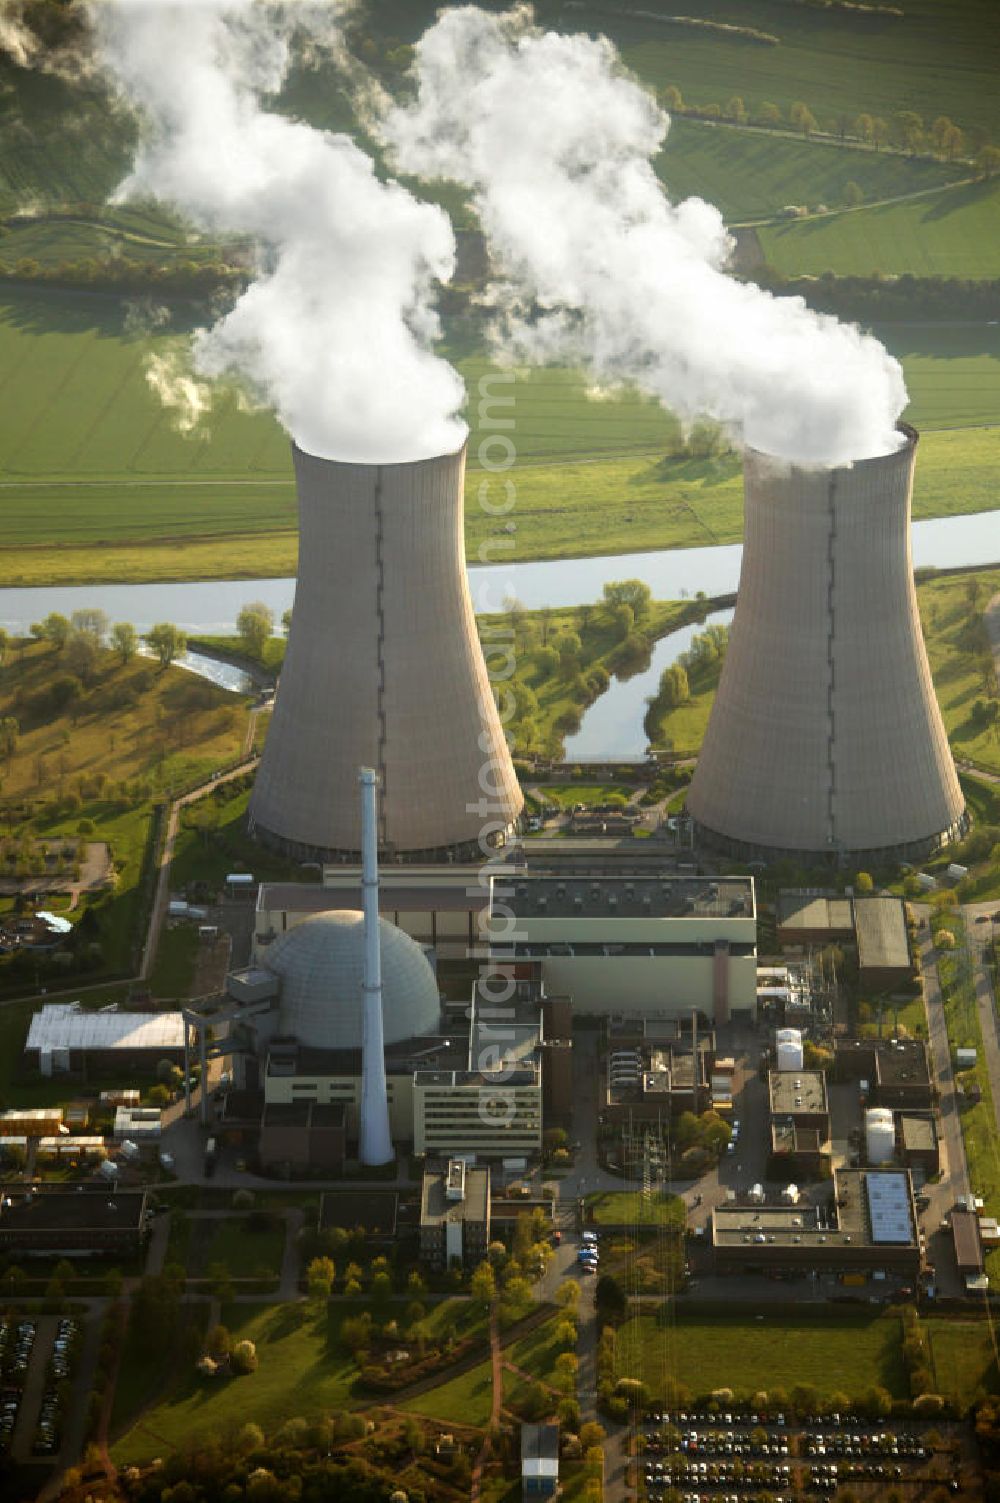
[
  {"left": 688, "top": 426, "right": 966, "bottom": 862},
  {"left": 865, "top": 1107, "right": 896, "bottom": 1165},
  {"left": 776, "top": 1028, "right": 804, "bottom": 1072}
]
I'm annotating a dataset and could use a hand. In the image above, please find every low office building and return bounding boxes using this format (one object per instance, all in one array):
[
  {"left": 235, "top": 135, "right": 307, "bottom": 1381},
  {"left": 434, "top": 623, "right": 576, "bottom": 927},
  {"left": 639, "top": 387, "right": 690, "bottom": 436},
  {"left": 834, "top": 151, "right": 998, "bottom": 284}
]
[
  {"left": 259, "top": 1101, "right": 346, "bottom": 1174},
  {"left": 490, "top": 872, "right": 757, "bottom": 1024},
  {"left": 776, "top": 892, "right": 854, "bottom": 949},
  {"left": 952, "top": 1210, "right": 984, "bottom": 1283},
  {"left": 0, "top": 1185, "right": 148, "bottom": 1258},
  {"left": 419, "top": 1160, "right": 491, "bottom": 1269},
  {"left": 713, "top": 1169, "right": 920, "bottom": 1278},
  {"left": 835, "top": 1038, "right": 933, "bottom": 1110},
  {"left": 319, "top": 1189, "right": 398, "bottom": 1241},
  {"left": 854, "top": 896, "right": 913, "bottom": 990},
  {"left": 25, "top": 1003, "right": 185, "bottom": 1077},
  {"left": 521, "top": 1423, "right": 559, "bottom": 1500},
  {"left": 603, "top": 1018, "right": 713, "bottom": 1125},
  {"left": 768, "top": 1070, "right": 831, "bottom": 1137},
  {"left": 899, "top": 1114, "right": 940, "bottom": 1175}
]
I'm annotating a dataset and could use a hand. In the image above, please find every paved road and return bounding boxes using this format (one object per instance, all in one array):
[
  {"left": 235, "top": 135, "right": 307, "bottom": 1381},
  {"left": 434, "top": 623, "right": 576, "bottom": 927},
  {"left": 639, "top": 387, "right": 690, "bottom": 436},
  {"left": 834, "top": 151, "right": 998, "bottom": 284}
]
[
  {"left": 964, "top": 901, "right": 1000, "bottom": 1139},
  {"left": 918, "top": 927, "right": 971, "bottom": 1210}
]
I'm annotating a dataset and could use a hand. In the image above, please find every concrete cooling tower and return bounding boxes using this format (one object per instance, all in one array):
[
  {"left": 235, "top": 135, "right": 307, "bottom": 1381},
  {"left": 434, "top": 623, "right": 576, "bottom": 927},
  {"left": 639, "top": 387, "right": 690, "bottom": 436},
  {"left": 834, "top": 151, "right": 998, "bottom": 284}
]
[
  {"left": 249, "top": 442, "right": 523, "bottom": 859},
  {"left": 688, "top": 424, "right": 966, "bottom": 863}
]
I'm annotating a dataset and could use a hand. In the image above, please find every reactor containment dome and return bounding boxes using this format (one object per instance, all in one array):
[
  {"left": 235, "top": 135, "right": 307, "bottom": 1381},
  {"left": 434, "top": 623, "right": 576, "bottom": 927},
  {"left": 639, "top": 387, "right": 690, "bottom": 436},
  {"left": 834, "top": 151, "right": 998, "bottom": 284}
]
[
  {"left": 687, "top": 425, "right": 965, "bottom": 863},
  {"left": 248, "top": 442, "right": 523, "bottom": 860},
  {"left": 260, "top": 910, "right": 441, "bottom": 1052}
]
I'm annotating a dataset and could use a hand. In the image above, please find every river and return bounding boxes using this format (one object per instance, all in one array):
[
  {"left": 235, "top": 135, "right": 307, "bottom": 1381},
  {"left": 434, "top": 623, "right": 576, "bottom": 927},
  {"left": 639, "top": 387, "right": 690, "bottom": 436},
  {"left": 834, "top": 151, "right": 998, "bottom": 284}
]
[{"left": 0, "top": 508, "right": 995, "bottom": 634}]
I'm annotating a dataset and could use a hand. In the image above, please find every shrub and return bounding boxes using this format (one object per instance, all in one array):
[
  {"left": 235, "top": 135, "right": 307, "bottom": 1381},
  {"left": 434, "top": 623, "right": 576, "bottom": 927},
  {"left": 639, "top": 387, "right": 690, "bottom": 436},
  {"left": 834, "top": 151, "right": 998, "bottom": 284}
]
[{"left": 230, "top": 1339, "right": 258, "bottom": 1375}]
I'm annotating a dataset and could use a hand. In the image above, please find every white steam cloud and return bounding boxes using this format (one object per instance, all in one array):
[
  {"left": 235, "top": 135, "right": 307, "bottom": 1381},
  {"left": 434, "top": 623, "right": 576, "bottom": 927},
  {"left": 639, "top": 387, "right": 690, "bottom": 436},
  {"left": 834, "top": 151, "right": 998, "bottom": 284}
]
[
  {"left": 90, "top": 0, "right": 467, "bottom": 464},
  {"left": 380, "top": 5, "right": 907, "bottom": 466}
]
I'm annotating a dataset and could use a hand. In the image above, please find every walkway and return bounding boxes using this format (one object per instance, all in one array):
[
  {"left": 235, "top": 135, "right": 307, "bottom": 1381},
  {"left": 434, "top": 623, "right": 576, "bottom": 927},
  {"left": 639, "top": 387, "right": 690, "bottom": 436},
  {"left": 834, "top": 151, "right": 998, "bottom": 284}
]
[
  {"left": 470, "top": 1308, "right": 501, "bottom": 1503},
  {"left": 918, "top": 927, "right": 971, "bottom": 1203},
  {"left": 964, "top": 901, "right": 1000, "bottom": 1139}
]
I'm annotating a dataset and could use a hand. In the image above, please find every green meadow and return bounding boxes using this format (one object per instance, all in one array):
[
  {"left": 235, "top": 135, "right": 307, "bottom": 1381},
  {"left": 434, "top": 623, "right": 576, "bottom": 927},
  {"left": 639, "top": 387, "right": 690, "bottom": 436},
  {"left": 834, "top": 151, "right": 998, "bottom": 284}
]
[{"left": 759, "top": 177, "right": 1000, "bottom": 278}]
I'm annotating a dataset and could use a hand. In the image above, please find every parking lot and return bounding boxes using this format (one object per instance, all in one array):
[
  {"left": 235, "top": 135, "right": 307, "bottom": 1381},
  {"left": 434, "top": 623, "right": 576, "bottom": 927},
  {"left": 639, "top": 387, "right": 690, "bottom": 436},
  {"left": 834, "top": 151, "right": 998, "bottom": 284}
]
[
  {"left": 0, "top": 1313, "right": 80, "bottom": 1462},
  {"left": 641, "top": 1409, "right": 958, "bottom": 1500}
]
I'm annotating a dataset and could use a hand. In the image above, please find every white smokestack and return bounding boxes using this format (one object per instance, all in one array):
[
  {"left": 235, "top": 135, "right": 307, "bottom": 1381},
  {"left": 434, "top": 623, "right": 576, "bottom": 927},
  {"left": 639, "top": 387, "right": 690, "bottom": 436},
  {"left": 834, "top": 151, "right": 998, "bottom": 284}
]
[
  {"left": 380, "top": 5, "right": 908, "bottom": 468},
  {"left": 88, "top": 0, "right": 467, "bottom": 464},
  {"left": 358, "top": 766, "right": 392, "bottom": 1168}
]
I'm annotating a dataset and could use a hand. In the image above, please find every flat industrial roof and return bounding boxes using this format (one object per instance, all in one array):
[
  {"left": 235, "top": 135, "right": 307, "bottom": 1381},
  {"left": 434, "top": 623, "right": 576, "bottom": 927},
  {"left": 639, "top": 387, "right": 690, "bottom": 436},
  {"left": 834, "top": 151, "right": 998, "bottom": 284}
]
[
  {"left": 866, "top": 1171, "right": 913, "bottom": 1244},
  {"left": 259, "top": 882, "right": 485, "bottom": 914},
  {"left": 777, "top": 892, "right": 853, "bottom": 933},
  {"left": 713, "top": 1170, "right": 916, "bottom": 1250},
  {"left": 0, "top": 1185, "right": 146, "bottom": 1231},
  {"left": 420, "top": 1165, "right": 490, "bottom": 1228},
  {"left": 952, "top": 1210, "right": 983, "bottom": 1271},
  {"left": 498, "top": 873, "right": 753, "bottom": 921},
  {"left": 26, "top": 1003, "right": 185, "bottom": 1052},
  {"left": 521, "top": 1423, "right": 559, "bottom": 1477},
  {"left": 854, "top": 897, "right": 910, "bottom": 972},
  {"left": 769, "top": 1069, "right": 828, "bottom": 1117},
  {"left": 900, "top": 1115, "right": 937, "bottom": 1151}
]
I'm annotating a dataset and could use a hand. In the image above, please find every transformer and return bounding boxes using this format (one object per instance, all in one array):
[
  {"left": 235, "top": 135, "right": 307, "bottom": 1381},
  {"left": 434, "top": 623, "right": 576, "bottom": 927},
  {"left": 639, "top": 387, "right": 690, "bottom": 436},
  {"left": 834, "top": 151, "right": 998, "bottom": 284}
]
[
  {"left": 249, "top": 442, "right": 523, "bottom": 859},
  {"left": 687, "top": 424, "right": 965, "bottom": 863}
]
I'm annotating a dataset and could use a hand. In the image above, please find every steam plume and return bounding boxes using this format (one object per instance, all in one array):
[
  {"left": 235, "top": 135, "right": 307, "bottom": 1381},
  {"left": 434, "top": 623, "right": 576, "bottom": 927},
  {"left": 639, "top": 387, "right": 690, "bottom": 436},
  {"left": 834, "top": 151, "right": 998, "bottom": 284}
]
[
  {"left": 380, "top": 6, "right": 907, "bottom": 466},
  {"left": 90, "top": 0, "right": 466, "bottom": 463}
]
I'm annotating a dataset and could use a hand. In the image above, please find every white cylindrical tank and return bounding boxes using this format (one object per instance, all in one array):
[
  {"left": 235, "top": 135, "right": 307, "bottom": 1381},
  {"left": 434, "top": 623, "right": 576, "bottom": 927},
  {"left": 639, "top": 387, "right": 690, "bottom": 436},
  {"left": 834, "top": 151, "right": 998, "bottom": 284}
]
[
  {"left": 776, "top": 1028, "right": 804, "bottom": 1072},
  {"left": 866, "top": 1107, "right": 895, "bottom": 1165}
]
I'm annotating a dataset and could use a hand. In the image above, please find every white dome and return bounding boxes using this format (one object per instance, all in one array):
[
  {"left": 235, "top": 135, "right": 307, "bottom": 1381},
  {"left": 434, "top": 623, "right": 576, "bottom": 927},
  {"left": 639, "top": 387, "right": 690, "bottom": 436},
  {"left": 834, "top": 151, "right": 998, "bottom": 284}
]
[{"left": 261, "top": 910, "right": 440, "bottom": 1050}]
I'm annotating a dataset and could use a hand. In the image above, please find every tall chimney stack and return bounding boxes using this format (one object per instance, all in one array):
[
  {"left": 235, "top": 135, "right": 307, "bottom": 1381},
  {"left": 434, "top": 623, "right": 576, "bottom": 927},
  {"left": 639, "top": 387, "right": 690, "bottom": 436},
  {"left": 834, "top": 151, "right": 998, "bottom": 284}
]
[{"left": 358, "top": 767, "right": 392, "bottom": 1167}]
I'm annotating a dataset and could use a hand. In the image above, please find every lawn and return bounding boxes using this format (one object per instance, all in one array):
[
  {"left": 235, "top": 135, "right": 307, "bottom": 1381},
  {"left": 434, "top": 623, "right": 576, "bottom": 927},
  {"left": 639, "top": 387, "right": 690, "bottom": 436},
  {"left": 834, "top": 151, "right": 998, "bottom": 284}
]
[
  {"left": 111, "top": 1300, "right": 361, "bottom": 1463},
  {"left": 617, "top": 1309, "right": 908, "bottom": 1400},
  {"left": 586, "top": 1192, "right": 686, "bottom": 1228},
  {"left": 399, "top": 1356, "right": 495, "bottom": 1429},
  {"left": 926, "top": 1315, "right": 1000, "bottom": 1404},
  {"left": 658, "top": 117, "right": 964, "bottom": 225},
  {"left": 147, "top": 923, "right": 200, "bottom": 1001},
  {"left": 540, "top": 784, "right": 636, "bottom": 810},
  {"left": 194, "top": 1215, "right": 288, "bottom": 1280},
  {"left": 2, "top": 277, "right": 1000, "bottom": 585},
  {"left": 759, "top": 177, "right": 1000, "bottom": 278},
  {"left": 916, "top": 569, "right": 1000, "bottom": 774}
]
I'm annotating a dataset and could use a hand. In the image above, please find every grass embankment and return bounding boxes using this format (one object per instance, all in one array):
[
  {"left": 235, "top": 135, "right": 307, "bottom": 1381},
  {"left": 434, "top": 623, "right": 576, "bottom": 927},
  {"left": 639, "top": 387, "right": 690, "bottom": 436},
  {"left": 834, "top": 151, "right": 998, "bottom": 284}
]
[
  {"left": 112, "top": 1295, "right": 488, "bottom": 1461},
  {"left": 917, "top": 569, "right": 1000, "bottom": 774},
  {"left": 586, "top": 1192, "right": 686, "bottom": 1228},
  {"left": 617, "top": 1309, "right": 909, "bottom": 1401},
  {"left": 936, "top": 915, "right": 1000, "bottom": 1284},
  {"left": 659, "top": 117, "right": 966, "bottom": 224},
  {"left": 759, "top": 177, "right": 1000, "bottom": 278},
  {"left": 0, "top": 640, "right": 254, "bottom": 989},
  {"left": 1, "top": 278, "right": 999, "bottom": 585}
]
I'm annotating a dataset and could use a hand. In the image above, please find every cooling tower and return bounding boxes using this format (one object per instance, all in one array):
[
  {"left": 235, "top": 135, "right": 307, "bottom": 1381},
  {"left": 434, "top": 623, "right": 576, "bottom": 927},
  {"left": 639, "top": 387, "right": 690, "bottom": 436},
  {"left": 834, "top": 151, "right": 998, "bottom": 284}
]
[
  {"left": 688, "top": 424, "right": 966, "bottom": 863},
  {"left": 249, "top": 442, "right": 523, "bottom": 859}
]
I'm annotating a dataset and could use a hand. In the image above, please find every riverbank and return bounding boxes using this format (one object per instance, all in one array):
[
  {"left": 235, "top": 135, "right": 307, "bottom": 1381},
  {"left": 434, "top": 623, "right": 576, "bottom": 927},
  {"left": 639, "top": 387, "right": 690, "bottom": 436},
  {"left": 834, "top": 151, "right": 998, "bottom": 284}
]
[{"left": 2, "top": 425, "right": 999, "bottom": 588}]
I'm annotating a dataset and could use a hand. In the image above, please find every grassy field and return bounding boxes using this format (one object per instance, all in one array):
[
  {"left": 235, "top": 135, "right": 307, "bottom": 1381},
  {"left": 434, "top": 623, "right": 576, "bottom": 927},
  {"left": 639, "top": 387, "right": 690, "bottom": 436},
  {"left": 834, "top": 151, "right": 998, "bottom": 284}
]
[
  {"left": 195, "top": 1215, "right": 287, "bottom": 1280},
  {"left": 110, "top": 1300, "right": 359, "bottom": 1463},
  {"left": 917, "top": 570, "right": 1000, "bottom": 773},
  {"left": 659, "top": 118, "right": 965, "bottom": 224},
  {"left": 586, "top": 1192, "right": 686, "bottom": 1228},
  {"left": 399, "top": 1357, "right": 495, "bottom": 1429},
  {"left": 1, "top": 282, "right": 999, "bottom": 584},
  {"left": 926, "top": 1315, "right": 1000, "bottom": 1404},
  {"left": 759, "top": 177, "right": 1000, "bottom": 277},
  {"left": 617, "top": 1309, "right": 908, "bottom": 1400}
]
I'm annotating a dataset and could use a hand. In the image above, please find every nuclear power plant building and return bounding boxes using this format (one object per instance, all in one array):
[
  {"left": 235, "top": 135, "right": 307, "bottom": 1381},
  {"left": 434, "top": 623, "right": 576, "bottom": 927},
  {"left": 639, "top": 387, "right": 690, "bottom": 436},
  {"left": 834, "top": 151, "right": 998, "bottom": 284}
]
[
  {"left": 248, "top": 443, "right": 523, "bottom": 860},
  {"left": 688, "top": 425, "right": 966, "bottom": 863}
]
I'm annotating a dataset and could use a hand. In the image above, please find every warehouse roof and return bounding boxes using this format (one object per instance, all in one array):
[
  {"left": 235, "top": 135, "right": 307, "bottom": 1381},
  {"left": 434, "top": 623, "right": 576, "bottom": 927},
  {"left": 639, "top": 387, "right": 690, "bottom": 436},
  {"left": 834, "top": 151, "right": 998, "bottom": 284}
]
[
  {"left": 26, "top": 1003, "right": 185, "bottom": 1052},
  {"left": 0, "top": 1185, "right": 146, "bottom": 1231},
  {"left": 854, "top": 896, "right": 910, "bottom": 972},
  {"left": 777, "top": 892, "right": 853, "bottom": 934},
  {"left": 952, "top": 1210, "right": 983, "bottom": 1272},
  {"left": 501, "top": 873, "right": 753, "bottom": 920},
  {"left": 259, "top": 881, "right": 485, "bottom": 914},
  {"left": 769, "top": 1069, "right": 828, "bottom": 1117}
]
